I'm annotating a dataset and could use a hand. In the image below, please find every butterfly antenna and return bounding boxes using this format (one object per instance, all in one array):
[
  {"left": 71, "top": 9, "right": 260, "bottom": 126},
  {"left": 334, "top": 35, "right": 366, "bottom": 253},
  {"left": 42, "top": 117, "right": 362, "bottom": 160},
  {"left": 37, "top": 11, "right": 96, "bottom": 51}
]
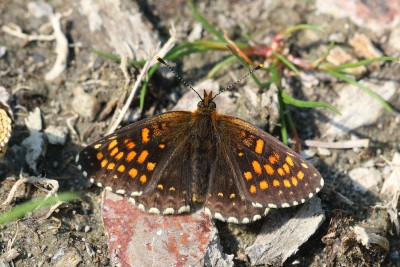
[
  {"left": 212, "top": 64, "right": 263, "bottom": 100},
  {"left": 156, "top": 56, "right": 203, "bottom": 100}
]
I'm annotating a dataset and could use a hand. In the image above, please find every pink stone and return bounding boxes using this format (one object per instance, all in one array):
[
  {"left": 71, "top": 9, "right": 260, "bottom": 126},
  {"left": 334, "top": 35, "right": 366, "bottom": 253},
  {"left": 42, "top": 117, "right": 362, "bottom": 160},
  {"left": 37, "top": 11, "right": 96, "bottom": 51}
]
[{"left": 102, "top": 191, "right": 217, "bottom": 266}]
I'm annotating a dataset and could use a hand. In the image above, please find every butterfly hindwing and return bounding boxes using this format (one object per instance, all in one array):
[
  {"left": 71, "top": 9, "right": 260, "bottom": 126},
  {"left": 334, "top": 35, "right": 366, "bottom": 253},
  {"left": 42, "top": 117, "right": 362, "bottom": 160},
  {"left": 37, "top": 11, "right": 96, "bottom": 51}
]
[
  {"left": 204, "top": 144, "right": 267, "bottom": 224},
  {"left": 218, "top": 115, "right": 324, "bottom": 209}
]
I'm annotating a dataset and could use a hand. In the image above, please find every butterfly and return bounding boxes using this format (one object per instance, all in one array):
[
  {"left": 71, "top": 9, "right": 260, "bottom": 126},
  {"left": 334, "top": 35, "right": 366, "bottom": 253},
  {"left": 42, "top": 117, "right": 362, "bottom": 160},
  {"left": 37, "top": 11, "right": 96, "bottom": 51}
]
[{"left": 76, "top": 57, "right": 324, "bottom": 224}]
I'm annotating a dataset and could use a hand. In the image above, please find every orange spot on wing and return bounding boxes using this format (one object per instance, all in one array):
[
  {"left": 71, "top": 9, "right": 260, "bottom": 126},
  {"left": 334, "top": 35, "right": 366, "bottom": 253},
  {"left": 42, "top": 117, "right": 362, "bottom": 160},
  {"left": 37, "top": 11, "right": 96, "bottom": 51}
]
[
  {"left": 259, "top": 180, "right": 268, "bottom": 190},
  {"left": 137, "top": 150, "right": 149, "bottom": 164},
  {"left": 286, "top": 156, "right": 294, "bottom": 167},
  {"left": 273, "top": 180, "right": 280, "bottom": 187},
  {"left": 283, "top": 163, "right": 290, "bottom": 174},
  {"left": 157, "top": 184, "right": 163, "bottom": 190},
  {"left": 101, "top": 159, "right": 108, "bottom": 168},
  {"left": 125, "top": 141, "right": 135, "bottom": 150},
  {"left": 96, "top": 152, "right": 103, "bottom": 160},
  {"left": 264, "top": 164, "right": 274, "bottom": 175},
  {"left": 110, "top": 147, "right": 119, "bottom": 156},
  {"left": 297, "top": 171, "right": 305, "bottom": 180},
  {"left": 128, "top": 168, "right": 138, "bottom": 178},
  {"left": 283, "top": 179, "right": 291, "bottom": 187},
  {"left": 255, "top": 139, "right": 264, "bottom": 154},
  {"left": 244, "top": 172, "right": 253, "bottom": 181},
  {"left": 139, "top": 175, "right": 147, "bottom": 184},
  {"left": 141, "top": 128, "right": 150, "bottom": 143},
  {"left": 273, "top": 151, "right": 281, "bottom": 161},
  {"left": 107, "top": 162, "right": 115, "bottom": 170},
  {"left": 115, "top": 151, "right": 124, "bottom": 160},
  {"left": 277, "top": 168, "right": 285, "bottom": 176},
  {"left": 269, "top": 155, "right": 278, "bottom": 164},
  {"left": 126, "top": 151, "right": 137, "bottom": 162},
  {"left": 249, "top": 185, "right": 257, "bottom": 194},
  {"left": 147, "top": 162, "right": 156, "bottom": 171},
  {"left": 291, "top": 177, "right": 298, "bottom": 186},
  {"left": 108, "top": 140, "right": 118, "bottom": 150},
  {"left": 158, "top": 144, "right": 166, "bottom": 149},
  {"left": 117, "top": 165, "right": 125, "bottom": 172},
  {"left": 238, "top": 152, "right": 244, "bottom": 157},
  {"left": 252, "top": 161, "right": 262, "bottom": 175}
]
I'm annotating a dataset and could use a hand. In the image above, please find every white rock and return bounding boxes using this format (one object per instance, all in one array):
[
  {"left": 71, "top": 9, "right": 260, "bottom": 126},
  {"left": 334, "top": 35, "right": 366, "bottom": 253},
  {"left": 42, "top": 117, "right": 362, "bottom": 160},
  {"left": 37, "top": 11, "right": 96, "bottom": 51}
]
[
  {"left": 348, "top": 167, "right": 382, "bottom": 194},
  {"left": 45, "top": 125, "right": 68, "bottom": 145}
]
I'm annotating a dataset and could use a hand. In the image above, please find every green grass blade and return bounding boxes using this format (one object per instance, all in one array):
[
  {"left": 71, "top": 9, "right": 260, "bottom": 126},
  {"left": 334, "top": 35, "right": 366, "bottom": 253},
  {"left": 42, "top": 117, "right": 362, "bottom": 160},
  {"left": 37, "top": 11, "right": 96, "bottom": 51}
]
[
  {"left": 326, "top": 70, "right": 393, "bottom": 112},
  {"left": 272, "top": 53, "right": 300, "bottom": 75},
  {"left": 334, "top": 56, "right": 398, "bottom": 69},
  {"left": 0, "top": 192, "right": 79, "bottom": 225},
  {"left": 277, "top": 90, "right": 288, "bottom": 145},
  {"left": 188, "top": 0, "right": 225, "bottom": 42},
  {"left": 207, "top": 56, "right": 236, "bottom": 78},
  {"left": 92, "top": 50, "right": 121, "bottom": 63},
  {"left": 282, "top": 91, "right": 341, "bottom": 114},
  {"left": 283, "top": 24, "right": 322, "bottom": 35}
]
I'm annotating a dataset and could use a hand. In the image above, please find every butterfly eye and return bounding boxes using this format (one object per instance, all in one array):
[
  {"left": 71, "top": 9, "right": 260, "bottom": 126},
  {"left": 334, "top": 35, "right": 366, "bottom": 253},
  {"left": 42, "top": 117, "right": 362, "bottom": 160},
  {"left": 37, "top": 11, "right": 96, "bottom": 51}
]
[
  {"left": 197, "top": 101, "right": 204, "bottom": 107},
  {"left": 210, "top": 102, "right": 216, "bottom": 109}
]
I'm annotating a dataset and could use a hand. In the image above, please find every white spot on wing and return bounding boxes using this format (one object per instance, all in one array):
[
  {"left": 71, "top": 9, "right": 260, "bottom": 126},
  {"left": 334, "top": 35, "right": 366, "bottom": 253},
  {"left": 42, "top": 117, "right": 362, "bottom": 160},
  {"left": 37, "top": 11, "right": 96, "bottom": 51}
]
[
  {"left": 148, "top": 207, "right": 160, "bottom": 214},
  {"left": 82, "top": 171, "right": 87, "bottom": 177},
  {"left": 252, "top": 214, "right": 262, "bottom": 221},
  {"left": 131, "top": 191, "right": 142, "bottom": 196},
  {"left": 293, "top": 201, "right": 299, "bottom": 206},
  {"left": 242, "top": 218, "right": 250, "bottom": 224},
  {"left": 281, "top": 203, "right": 290, "bottom": 208},
  {"left": 252, "top": 202, "right": 263, "bottom": 208},
  {"left": 213, "top": 212, "right": 225, "bottom": 222},
  {"left": 75, "top": 154, "right": 79, "bottom": 162},
  {"left": 96, "top": 182, "right": 103, "bottom": 187},
  {"left": 138, "top": 204, "right": 145, "bottom": 211},
  {"left": 163, "top": 208, "right": 175, "bottom": 215},
  {"left": 268, "top": 203, "right": 277, "bottom": 208},
  {"left": 89, "top": 178, "right": 94, "bottom": 183},
  {"left": 227, "top": 217, "right": 239, "bottom": 224},
  {"left": 116, "top": 189, "right": 125, "bottom": 195},
  {"left": 308, "top": 192, "right": 314, "bottom": 198},
  {"left": 105, "top": 186, "right": 112, "bottom": 191},
  {"left": 178, "top": 205, "right": 190, "bottom": 214},
  {"left": 264, "top": 208, "right": 270, "bottom": 215}
]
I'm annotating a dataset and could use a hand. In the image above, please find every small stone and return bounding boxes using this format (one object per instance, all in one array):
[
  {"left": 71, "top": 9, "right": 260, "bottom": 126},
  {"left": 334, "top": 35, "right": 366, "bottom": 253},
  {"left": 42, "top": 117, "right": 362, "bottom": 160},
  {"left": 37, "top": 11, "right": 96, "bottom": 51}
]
[
  {"left": 45, "top": 125, "right": 68, "bottom": 145},
  {"left": 72, "top": 88, "right": 100, "bottom": 121},
  {"left": 317, "top": 147, "right": 331, "bottom": 156},
  {"left": 301, "top": 149, "right": 316, "bottom": 159},
  {"left": 348, "top": 167, "right": 382, "bottom": 194}
]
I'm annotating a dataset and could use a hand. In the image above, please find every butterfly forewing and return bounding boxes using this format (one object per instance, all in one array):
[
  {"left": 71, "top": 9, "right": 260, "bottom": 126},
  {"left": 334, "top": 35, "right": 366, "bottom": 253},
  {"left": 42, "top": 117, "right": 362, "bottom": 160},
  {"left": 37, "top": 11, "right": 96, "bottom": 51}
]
[{"left": 76, "top": 111, "right": 196, "bottom": 214}]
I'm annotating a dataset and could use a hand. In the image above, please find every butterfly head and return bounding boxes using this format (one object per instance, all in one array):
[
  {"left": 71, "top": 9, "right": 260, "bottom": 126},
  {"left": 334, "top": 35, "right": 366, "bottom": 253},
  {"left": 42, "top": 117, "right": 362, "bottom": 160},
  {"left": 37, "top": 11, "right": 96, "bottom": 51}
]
[{"left": 197, "top": 90, "right": 216, "bottom": 110}]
